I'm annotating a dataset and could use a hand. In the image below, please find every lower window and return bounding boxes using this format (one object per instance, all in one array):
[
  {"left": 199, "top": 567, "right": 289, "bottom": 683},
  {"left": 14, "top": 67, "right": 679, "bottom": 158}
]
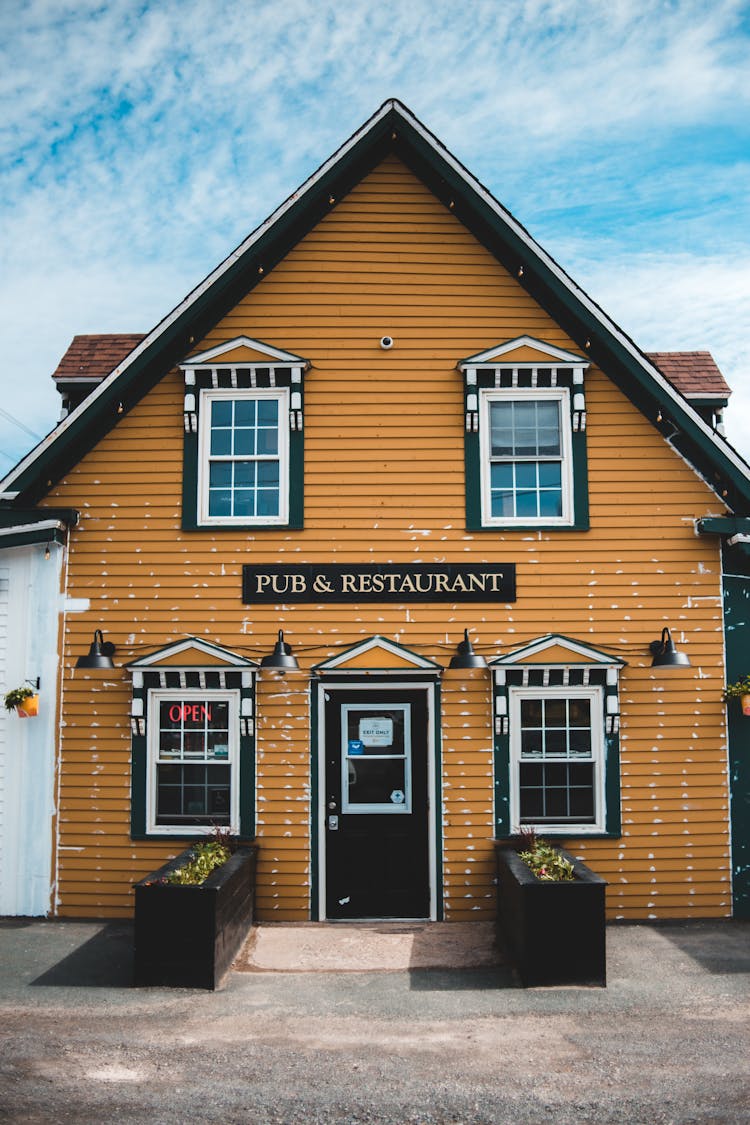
[
  {"left": 147, "top": 691, "right": 239, "bottom": 834},
  {"left": 509, "top": 688, "right": 604, "bottom": 833}
]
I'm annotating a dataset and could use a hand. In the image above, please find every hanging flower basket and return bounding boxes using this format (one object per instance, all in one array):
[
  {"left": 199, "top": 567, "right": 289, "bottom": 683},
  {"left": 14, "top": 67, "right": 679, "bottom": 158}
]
[
  {"left": 3, "top": 686, "right": 39, "bottom": 718},
  {"left": 17, "top": 694, "right": 40, "bottom": 718},
  {"left": 723, "top": 675, "right": 750, "bottom": 716}
]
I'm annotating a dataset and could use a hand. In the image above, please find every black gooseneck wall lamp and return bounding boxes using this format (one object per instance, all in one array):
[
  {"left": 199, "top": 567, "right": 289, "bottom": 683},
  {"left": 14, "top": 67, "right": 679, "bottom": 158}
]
[
  {"left": 260, "top": 630, "right": 300, "bottom": 671},
  {"left": 75, "top": 629, "right": 116, "bottom": 670},
  {"left": 449, "top": 628, "right": 488, "bottom": 670},
  {"left": 649, "top": 627, "right": 691, "bottom": 670}
]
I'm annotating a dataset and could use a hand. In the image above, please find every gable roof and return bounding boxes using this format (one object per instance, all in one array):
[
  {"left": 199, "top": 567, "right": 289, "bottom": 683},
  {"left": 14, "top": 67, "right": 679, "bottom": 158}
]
[
  {"left": 646, "top": 352, "right": 731, "bottom": 403},
  {"left": 52, "top": 334, "right": 146, "bottom": 386},
  {"left": 2, "top": 99, "right": 749, "bottom": 511}
]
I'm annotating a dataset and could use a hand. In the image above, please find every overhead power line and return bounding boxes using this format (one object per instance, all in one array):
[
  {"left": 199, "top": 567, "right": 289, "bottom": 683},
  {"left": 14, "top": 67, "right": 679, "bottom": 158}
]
[{"left": 0, "top": 405, "right": 43, "bottom": 442}]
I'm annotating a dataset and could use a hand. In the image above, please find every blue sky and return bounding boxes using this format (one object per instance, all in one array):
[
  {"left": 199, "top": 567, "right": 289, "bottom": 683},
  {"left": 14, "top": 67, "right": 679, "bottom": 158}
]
[{"left": 1, "top": 0, "right": 749, "bottom": 467}]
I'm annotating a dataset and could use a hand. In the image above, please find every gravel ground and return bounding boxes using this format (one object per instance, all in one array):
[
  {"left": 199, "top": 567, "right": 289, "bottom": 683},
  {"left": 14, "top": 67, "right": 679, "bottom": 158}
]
[{"left": 0, "top": 918, "right": 749, "bottom": 1124}]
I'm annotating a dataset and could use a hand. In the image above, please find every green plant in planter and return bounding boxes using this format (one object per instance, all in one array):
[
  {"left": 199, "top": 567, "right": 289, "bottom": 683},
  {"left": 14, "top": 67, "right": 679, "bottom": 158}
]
[
  {"left": 163, "top": 827, "right": 237, "bottom": 885},
  {"left": 516, "top": 827, "right": 575, "bottom": 882},
  {"left": 3, "top": 686, "right": 34, "bottom": 711},
  {"left": 723, "top": 674, "right": 750, "bottom": 700}
]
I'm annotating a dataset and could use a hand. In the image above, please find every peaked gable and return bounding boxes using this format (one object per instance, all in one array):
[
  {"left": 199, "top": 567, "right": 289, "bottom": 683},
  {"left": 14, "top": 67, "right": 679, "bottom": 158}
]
[
  {"left": 127, "top": 636, "right": 257, "bottom": 670},
  {"left": 181, "top": 336, "right": 310, "bottom": 368},
  {"left": 459, "top": 336, "right": 587, "bottom": 367},
  {"left": 313, "top": 635, "right": 443, "bottom": 674},
  {"left": 2, "top": 99, "right": 748, "bottom": 512},
  {"left": 492, "top": 634, "right": 626, "bottom": 668}
]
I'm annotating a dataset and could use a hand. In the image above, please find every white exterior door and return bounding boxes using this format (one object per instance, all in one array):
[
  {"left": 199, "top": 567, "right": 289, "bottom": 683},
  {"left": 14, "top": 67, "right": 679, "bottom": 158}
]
[{"left": 0, "top": 543, "right": 61, "bottom": 916}]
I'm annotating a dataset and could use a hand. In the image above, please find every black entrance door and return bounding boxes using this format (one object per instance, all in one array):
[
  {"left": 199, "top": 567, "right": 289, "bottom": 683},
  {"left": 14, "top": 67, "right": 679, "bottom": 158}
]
[{"left": 324, "top": 688, "right": 430, "bottom": 919}]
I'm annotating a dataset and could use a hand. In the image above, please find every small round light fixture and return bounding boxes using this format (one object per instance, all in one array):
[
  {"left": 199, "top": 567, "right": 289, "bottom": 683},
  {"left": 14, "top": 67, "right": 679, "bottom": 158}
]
[
  {"left": 380, "top": 336, "right": 394, "bottom": 350},
  {"left": 449, "top": 628, "right": 488, "bottom": 670},
  {"left": 260, "top": 630, "right": 299, "bottom": 671},
  {"left": 649, "top": 627, "right": 691, "bottom": 669}
]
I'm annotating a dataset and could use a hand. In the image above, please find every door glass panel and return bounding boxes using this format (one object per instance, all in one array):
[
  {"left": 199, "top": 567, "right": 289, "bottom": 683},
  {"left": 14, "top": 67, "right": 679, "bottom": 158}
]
[{"left": 341, "top": 704, "right": 411, "bottom": 813}]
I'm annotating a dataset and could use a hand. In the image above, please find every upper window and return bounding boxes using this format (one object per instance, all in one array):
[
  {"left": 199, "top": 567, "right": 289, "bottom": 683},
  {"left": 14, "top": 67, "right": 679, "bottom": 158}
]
[
  {"left": 481, "top": 390, "right": 571, "bottom": 524},
  {"left": 509, "top": 688, "right": 604, "bottom": 832},
  {"left": 180, "top": 337, "right": 308, "bottom": 531},
  {"left": 199, "top": 389, "right": 289, "bottom": 524},
  {"left": 459, "top": 337, "right": 589, "bottom": 532}
]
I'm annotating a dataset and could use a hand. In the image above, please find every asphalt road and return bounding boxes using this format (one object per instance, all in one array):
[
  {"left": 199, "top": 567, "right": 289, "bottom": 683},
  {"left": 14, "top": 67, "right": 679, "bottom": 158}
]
[{"left": 1, "top": 918, "right": 749, "bottom": 1124}]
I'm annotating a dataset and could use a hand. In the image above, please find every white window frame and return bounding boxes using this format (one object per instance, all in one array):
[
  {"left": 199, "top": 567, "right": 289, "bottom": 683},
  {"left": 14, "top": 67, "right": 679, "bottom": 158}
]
[
  {"left": 146, "top": 688, "right": 240, "bottom": 836},
  {"left": 508, "top": 685, "right": 605, "bottom": 835},
  {"left": 479, "top": 387, "right": 573, "bottom": 526},
  {"left": 197, "top": 387, "right": 289, "bottom": 525}
]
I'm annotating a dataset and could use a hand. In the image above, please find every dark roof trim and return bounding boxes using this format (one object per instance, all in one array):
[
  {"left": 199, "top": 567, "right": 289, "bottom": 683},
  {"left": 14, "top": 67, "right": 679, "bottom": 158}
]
[
  {"left": 2, "top": 99, "right": 749, "bottom": 511},
  {"left": 0, "top": 506, "right": 79, "bottom": 529}
]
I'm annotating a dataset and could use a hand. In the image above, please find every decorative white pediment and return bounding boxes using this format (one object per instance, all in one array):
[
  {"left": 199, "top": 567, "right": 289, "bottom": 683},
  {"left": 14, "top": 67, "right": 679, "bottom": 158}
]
[
  {"left": 127, "top": 636, "right": 257, "bottom": 670},
  {"left": 313, "top": 635, "right": 443, "bottom": 674},
  {"left": 458, "top": 336, "right": 588, "bottom": 369},
  {"left": 491, "top": 634, "right": 625, "bottom": 668},
  {"left": 180, "top": 336, "right": 310, "bottom": 369}
]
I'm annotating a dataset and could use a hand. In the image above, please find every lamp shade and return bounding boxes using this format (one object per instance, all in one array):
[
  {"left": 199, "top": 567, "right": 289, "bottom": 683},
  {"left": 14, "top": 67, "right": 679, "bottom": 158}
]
[
  {"left": 76, "top": 630, "right": 116, "bottom": 669},
  {"left": 449, "top": 628, "right": 488, "bottom": 670},
  {"left": 649, "top": 627, "right": 691, "bottom": 669},
  {"left": 260, "top": 630, "right": 299, "bottom": 671}
]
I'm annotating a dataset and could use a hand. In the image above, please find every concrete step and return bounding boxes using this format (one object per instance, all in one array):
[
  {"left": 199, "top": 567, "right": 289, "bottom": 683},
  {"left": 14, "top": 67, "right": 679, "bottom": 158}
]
[{"left": 234, "top": 920, "right": 504, "bottom": 972}]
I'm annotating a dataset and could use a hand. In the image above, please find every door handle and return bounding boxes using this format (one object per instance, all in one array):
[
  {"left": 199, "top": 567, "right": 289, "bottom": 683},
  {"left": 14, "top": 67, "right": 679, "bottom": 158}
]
[{"left": 328, "top": 815, "right": 339, "bottom": 831}]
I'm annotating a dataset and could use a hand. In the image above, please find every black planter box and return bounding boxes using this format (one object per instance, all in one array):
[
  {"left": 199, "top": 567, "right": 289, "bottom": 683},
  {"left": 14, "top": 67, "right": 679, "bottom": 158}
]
[
  {"left": 493, "top": 843, "right": 607, "bottom": 987},
  {"left": 134, "top": 844, "right": 258, "bottom": 990}
]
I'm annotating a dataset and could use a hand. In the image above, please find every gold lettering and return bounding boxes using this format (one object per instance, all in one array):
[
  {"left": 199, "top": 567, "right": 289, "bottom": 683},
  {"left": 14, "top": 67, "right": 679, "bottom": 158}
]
[{"left": 341, "top": 574, "right": 357, "bottom": 593}]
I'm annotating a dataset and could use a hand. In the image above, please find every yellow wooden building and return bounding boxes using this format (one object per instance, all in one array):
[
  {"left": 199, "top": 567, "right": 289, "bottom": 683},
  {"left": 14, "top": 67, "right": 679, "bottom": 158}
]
[{"left": 2, "top": 101, "right": 749, "bottom": 923}]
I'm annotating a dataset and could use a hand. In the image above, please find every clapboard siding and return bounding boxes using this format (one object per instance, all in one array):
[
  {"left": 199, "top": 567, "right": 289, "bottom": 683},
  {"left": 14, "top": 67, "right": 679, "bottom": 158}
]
[{"left": 43, "top": 154, "right": 730, "bottom": 919}]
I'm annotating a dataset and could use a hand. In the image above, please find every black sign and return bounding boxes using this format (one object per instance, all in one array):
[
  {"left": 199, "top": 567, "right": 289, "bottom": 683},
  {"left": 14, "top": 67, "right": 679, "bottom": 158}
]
[{"left": 242, "top": 564, "right": 516, "bottom": 604}]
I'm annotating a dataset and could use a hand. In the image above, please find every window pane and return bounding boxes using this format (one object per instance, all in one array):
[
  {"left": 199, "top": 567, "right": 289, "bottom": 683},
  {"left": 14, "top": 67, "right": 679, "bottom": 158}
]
[
  {"left": 347, "top": 759, "right": 406, "bottom": 806},
  {"left": 234, "top": 400, "right": 256, "bottom": 426},
  {"left": 545, "top": 700, "right": 566, "bottom": 727},
  {"left": 210, "top": 430, "right": 232, "bottom": 456},
  {"left": 256, "top": 489, "right": 280, "bottom": 517},
  {"left": 209, "top": 462, "right": 232, "bottom": 487},
  {"left": 516, "top": 490, "right": 538, "bottom": 518},
  {"left": 569, "top": 699, "right": 591, "bottom": 726},
  {"left": 208, "top": 490, "right": 232, "bottom": 517},
  {"left": 521, "top": 729, "right": 543, "bottom": 757},
  {"left": 538, "top": 462, "right": 561, "bottom": 487},
  {"left": 521, "top": 699, "right": 543, "bottom": 726},
  {"left": 211, "top": 400, "right": 232, "bottom": 426},
  {"left": 539, "top": 490, "right": 563, "bottom": 517},
  {"left": 257, "top": 399, "right": 278, "bottom": 425},
  {"left": 516, "top": 463, "right": 537, "bottom": 488},
  {"left": 257, "top": 461, "right": 280, "bottom": 486},
  {"left": 233, "top": 428, "right": 256, "bottom": 456}
]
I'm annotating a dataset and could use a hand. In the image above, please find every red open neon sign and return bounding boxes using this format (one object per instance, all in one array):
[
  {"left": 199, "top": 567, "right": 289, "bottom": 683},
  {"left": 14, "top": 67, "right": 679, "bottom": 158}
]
[{"left": 168, "top": 703, "right": 212, "bottom": 723}]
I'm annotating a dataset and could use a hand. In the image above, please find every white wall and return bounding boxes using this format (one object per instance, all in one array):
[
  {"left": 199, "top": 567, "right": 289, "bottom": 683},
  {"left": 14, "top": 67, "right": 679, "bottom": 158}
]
[{"left": 0, "top": 541, "right": 62, "bottom": 916}]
